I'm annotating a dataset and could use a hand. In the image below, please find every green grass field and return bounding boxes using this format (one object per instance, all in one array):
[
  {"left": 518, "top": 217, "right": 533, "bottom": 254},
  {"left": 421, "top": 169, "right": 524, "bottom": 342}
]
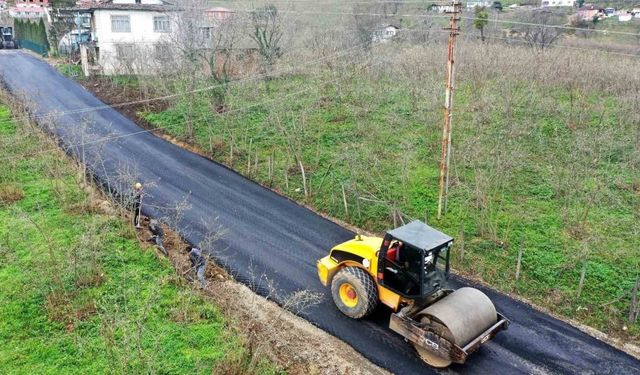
[
  {"left": 0, "top": 105, "right": 276, "bottom": 374},
  {"left": 141, "top": 43, "right": 639, "bottom": 341}
]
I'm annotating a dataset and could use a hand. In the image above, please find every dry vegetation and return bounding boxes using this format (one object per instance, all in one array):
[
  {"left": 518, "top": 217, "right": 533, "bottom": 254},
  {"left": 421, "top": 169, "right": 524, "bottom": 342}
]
[
  {"left": 107, "top": 20, "right": 640, "bottom": 343},
  {"left": 0, "top": 98, "right": 388, "bottom": 374},
  {"left": 50, "top": 0, "right": 640, "bottom": 347}
]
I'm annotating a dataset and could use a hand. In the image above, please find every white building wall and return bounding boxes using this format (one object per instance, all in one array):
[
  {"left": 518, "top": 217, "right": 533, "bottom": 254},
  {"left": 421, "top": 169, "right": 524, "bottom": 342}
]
[
  {"left": 541, "top": 0, "right": 575, "bottom": 7},
  {"left": 113, "top": 0, "right": 164, "bottom": 4},
  {"left": 94, "top": 9, "right": 172, "bottom": 74}
]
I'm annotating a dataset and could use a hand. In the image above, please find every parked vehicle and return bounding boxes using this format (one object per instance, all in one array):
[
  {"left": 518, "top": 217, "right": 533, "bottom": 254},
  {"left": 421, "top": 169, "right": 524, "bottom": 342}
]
[{"left": 1, "top": 27, "right": 16, "bottom": 49}]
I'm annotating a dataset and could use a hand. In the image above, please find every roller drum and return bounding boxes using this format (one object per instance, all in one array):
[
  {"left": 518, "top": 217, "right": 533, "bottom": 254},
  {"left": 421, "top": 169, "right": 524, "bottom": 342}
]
[{"left": 422, "top": 287, "right": 497, "bottom": 347}]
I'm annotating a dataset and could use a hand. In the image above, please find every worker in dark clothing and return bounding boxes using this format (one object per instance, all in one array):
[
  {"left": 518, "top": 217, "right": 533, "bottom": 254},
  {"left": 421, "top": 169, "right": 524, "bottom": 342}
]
[
  {"left": 133, "top": 182, "right": 143, "bottom": 229},
  {"left": 186, "top": 245, "right": 206, "bottom": 288},
  {"left": 149, "top": 219, "right": 167, "bottom": 257}
]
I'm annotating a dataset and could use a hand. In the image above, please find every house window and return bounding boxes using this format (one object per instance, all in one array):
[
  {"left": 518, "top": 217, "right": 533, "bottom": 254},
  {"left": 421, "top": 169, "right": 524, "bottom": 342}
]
[
  {"left": 115, "top": 43, "right": 135, "bottom": 58},
  {"left": 153, "top": 16, "right": 170, "bottom": 33},
  {"left": 111, "top": 15, "right": 130, "bottom": 33},
  {"left": 200, "top": 27, "right": 212, "bottom": 39}
]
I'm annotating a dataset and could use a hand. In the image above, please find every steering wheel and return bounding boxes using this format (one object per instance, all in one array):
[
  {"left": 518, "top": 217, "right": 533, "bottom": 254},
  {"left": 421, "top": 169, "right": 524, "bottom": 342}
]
[
  {"left": 385, "top": 258, "right": 421, "bottom": 288},
  {"left": 424, "top": 270, "right": 444, "bottom": 290}
]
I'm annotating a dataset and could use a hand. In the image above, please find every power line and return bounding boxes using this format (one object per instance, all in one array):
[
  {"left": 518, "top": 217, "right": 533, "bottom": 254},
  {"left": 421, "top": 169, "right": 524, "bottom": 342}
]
[
  {"left": 0, "top": 40, "right": 373, "bottom": 127},
  {"left": 3, "top": 25, "right": 637, "bottom": 144},
  {"left": 194, "top": 7, "right": 640, "bottom": 37},
  {"left": 0, "top": 25, "right": 445, "bottom": 133},
  {"left": 458, "top": 31, "right": 640, "bottom": 58},
  {"left": 459, "top": 15, "right": 640, "bottom": 37},
  {"left": 213, "top": 0, "right": 446, "bottom": 4},
  {"left": 0, "top": 34, "right": 414, "bottom": 161}
]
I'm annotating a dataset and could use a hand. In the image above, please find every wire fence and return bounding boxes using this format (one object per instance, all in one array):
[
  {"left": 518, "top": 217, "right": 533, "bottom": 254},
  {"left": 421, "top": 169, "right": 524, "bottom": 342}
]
[{"left": 16, "top": 39, "right": 48, "bottom": 56}]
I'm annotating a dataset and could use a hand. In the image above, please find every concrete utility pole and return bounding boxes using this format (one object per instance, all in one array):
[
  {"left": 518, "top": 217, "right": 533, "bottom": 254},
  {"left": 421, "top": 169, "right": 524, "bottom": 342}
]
[{"left": 437, "top": 0, "right": 462, "bottom": 220}]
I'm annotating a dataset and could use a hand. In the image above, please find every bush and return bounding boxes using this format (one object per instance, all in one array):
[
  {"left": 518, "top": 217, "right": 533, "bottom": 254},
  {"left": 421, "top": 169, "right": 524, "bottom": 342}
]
[{"left": 0, "top": 183, "right": 24, "bottom": 205}]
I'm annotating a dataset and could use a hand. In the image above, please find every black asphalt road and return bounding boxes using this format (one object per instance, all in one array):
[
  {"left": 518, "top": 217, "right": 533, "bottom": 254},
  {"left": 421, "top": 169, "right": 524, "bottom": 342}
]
[{"left": 1, "top": 51, "right": 638, "bottom": 375}]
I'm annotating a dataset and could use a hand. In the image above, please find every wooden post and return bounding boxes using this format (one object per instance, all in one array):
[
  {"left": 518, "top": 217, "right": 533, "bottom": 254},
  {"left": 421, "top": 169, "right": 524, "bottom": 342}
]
[
  {"left": 577, "top": 258, "right": 587, "bottom": 298},
  {"left": 341, "top": 183, "right": 349, "bottom": 219},
  {"left": 299, "top": 161, "right": 308, "bottom": 198},
  {"left": 254, "top": 152, "right": 259, "bottom": 174},
  {"left": 515, "top": 246, "right": 524, "bottom": 281},
  {"left": 284, "top": 168, "right": 289, "bottom": 190},
  {"left": 247, "top": 139, "right": 252, "bottom": 174},
  {"left": 268, "top": 155, "right": 273, "bottom": 186},
  {"left": 437, "top": 0, "right": 462, "bottom": 219},
  {"left": 392, "top": 208, "right": 397, "bottom": 228},
  {"left": 630, "top": 276, "right": 639, "bottom": 323},
  {"left": 459, "top": 221, "right": 465, "bottom": 263}
]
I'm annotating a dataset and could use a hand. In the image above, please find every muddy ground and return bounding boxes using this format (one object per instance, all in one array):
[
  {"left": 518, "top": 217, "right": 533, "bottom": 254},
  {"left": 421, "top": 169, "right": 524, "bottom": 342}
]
[{"left": 131, "top": 216, "right": 389, "bottom": 375}]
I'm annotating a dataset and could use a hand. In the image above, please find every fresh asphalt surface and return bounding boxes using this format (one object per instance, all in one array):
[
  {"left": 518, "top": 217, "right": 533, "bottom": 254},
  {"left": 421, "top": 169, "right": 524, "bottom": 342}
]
[{"left": 1, "top": 51, "right": 638, "bottom": 374}]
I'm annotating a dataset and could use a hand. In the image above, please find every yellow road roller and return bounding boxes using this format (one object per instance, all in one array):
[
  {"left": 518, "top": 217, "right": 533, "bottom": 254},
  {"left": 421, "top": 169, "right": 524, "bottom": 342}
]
[{"left": 317, "top": 220, "right": 509, "bottom": 367}]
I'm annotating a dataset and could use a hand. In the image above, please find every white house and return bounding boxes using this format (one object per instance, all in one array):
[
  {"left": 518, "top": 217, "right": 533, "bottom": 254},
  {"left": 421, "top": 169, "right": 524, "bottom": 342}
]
[
  {"left": 540, "top": 0, "right": 575, "bottom": 7},
  {"left": 432, "top": 4, "right": 455, "bottom": 13},
  {"left": 466, "top": 1, "right": 491, "bottom": 9},
  {"left": 75, "top": 0, "right": 178, "bottom": 75},
  {"left": 618, "top": 13, "right": 632, "bottom": 21},
  {"left": 372, "top": 24, "right": 400, "bottom": 44}
]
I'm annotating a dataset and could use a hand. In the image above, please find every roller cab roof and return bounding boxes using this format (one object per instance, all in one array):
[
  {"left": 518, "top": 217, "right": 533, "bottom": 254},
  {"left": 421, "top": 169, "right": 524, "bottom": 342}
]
[{"left": 386, "top": 220, "right": 453, "bottom": 251}]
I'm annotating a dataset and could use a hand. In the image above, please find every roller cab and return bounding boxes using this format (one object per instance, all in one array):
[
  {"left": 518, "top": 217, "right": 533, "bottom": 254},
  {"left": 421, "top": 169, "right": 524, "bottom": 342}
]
[{"left": 317, "top": 220, "right": 509, "bottom": 368}]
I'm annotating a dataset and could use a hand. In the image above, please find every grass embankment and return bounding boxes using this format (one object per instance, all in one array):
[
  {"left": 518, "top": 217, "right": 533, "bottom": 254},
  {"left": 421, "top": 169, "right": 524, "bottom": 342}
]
[
  {"left": 0, "top": 105, "right": 276, "bottom": 374},
  {"left": 141, "top": 43, "right": 639, "bottom": 341}
]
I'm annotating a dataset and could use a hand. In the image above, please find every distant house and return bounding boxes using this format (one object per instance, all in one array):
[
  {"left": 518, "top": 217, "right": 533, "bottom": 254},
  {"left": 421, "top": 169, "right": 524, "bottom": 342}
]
[
  {"left": 372, "top": 24, "right": 399, "bottom": 44},
  {"left": 204, "top": 7, "right": 233, "bottom": 22},
  {"left": 577, "top": 5, "right": 604, "bottom": 21},
  {"left": 15, "top": 0, "right": 49, "bottom": 6},
  {"left": 540, "top": 0, "right": 575, "bottom": 7},
  {"left": 466, "top": 1, "right": 491, "bottom": 9},
  {"left": 73, "top": 0, "right": 179, "bottom": 75},
  {"left": 432, "top": 4, "right": 455, "bottom": 13},
  {"left": 618, "top": 13, "right": 632, "bottom": 21},
  {"left": 200, "top": 6, "right": 234, "bottom": 39}
]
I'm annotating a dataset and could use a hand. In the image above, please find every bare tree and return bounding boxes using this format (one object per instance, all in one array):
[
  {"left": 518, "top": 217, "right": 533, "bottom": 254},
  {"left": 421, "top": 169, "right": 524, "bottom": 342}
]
[
  {"left": 352, "top": 3, "right": 390, "bottom": 49},
  {"left": 516, "top": 10, "right": 564, "bottom": 51},
  {"left": 162, "top": 1, "right": 243, "bottom": 137},
  {"left": 249, "top": 4, "right": 284, "bottom": 78}
]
